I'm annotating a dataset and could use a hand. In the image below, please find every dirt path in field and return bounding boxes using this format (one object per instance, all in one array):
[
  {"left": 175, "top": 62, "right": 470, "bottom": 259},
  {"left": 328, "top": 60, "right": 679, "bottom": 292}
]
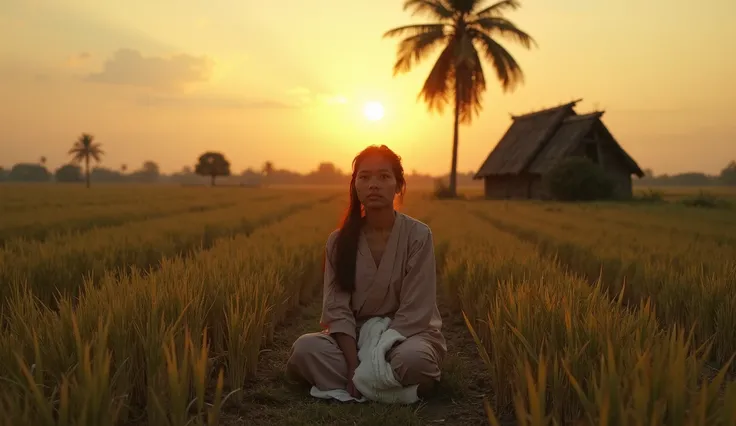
[{"left": 223, "top": 286, "right": 503, "bottom": 426}]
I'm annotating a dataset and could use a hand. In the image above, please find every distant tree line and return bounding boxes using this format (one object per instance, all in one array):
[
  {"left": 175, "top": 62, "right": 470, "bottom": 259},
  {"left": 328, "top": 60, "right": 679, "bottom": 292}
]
[
  {"left": 2, "top": 158, "right": 735, "bottom": 188},
  {"left": 636, "top": 161, "right": 736, "bottom": 186},
  {"left": 0, "top": 131, "right": 485, "bottom": 187},
  {"left": 7, "top": 130, "right": 731, "bottom": 188},
  {"left": 0, "top": 161, "right": 163, "bottom": 184},
  {"left": 0, "top": 159, "right": 482, "bottom": 188}
]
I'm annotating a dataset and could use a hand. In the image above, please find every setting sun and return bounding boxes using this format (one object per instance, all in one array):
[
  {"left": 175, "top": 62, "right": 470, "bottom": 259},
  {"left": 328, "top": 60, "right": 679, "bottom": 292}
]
[{"left": 363, "top": 101, "right": 385, "bottom": 121}]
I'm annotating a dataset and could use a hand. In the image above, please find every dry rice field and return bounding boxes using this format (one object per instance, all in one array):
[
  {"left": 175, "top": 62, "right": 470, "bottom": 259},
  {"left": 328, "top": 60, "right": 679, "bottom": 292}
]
[{"left": 1, "top": 184, "right": 736, "bottom": 426}]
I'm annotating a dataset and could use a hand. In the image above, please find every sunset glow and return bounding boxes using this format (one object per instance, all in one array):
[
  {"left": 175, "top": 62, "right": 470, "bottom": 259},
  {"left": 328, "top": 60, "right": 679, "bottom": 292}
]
[
  {"left": 363, "top": 101, "right": 385, "bottom": 122},
  {"left": 0, "top": 0, "right": 734, "bottom": 176}
]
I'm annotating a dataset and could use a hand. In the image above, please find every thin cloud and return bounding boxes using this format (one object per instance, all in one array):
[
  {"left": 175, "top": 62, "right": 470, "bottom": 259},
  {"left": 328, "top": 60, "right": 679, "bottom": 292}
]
[
  {"left": 286, "top": 86, "right": 348, "bottom": 107},
  {"left": 63, "top": 52, "right": 92, "bottom": 69},
  {"left": 86, "top": 48, "right": 213, "bottom": 91},
  {"left": 137, "top": 94, "right": 296, "bottom": 110}
]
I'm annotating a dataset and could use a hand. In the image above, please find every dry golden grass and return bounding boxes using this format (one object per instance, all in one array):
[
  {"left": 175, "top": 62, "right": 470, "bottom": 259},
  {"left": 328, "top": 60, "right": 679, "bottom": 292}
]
[
  {"left": 0, "top": 185, "right": 734, "bottom": 425},
  {"left": 431, "top": 202, "right": 736, "bottom": 424},
  {"left": 633, "top": 185, "right": 736, "bottom": 201},
  {"left": 463, "top": 201, "right": 736, "bottom": 368},
  {"left": 0, "top": 190, "right": 342, "bottom": 425},
  {"left": 0, "top": 190, "right": 335, "bottom": 310}
]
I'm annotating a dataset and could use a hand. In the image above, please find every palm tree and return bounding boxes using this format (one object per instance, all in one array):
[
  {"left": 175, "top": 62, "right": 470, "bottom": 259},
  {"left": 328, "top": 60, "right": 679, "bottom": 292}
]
[
  {"left": 261, "top": 161, "right": 274, "bottom": 176},
  {"left": 261, "top": 161, "right": 274, "bottom": 186},
  {"left": 384, "top": 0, "right": 536, "bottom": 197},
  {"left": 68, "top": 133, "right": 104, "bottom": 188}
]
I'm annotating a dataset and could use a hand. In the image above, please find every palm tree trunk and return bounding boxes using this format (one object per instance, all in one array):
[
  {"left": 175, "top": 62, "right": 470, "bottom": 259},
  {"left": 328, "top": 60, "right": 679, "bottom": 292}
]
[
  {"left": 211, "top": 174, "right": 216, "bottom": 186},
  {"left": 85, "top": 156, "right": 90, "bottom": 188},
  {"left": 449, "top": 78, "right": 460, "bottom": 198}
]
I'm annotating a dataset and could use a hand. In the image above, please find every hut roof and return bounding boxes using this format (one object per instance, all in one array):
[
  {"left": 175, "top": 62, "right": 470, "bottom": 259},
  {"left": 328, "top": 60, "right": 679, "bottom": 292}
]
[
  {"left": 527, "top": 112, "right": 603, "bottom": 174},
  {"left": 592, "top": 116, "right": 644, "bottom": 178},
  {"left": 474, "top": 99, "right": 644, "bottom": 178}
]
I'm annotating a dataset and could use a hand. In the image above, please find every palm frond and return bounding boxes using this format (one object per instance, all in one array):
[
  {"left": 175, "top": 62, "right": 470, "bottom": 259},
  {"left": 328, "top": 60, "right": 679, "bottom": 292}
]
[
  {"left": 447, "top": 0, "right": 483, "bottom": 14},
  {"left": 387, "top": 0, "right": 532, "bottom": 126},
  {"left": 470, "top": 17, "right": 536, "bottom": 49},
  {"left": 452, "top": 31, "right": 480, "bottom": 67},
  {"left": 77, "top": 133, "right": 94, "bottom": 144},
  {"left": 391, "top": 27, "right": 449, "bottom": 75},
  {"left": 472, "top": 30, "right": 525, "bottom": 92},
  {"left": 418, "top": 41, "right": 457, "bottom": 114},
  {"left": 402, "top": 0, "right": 455, "bottom": 20},
  {"left": 71, "top": 152, "right": 86, "bottom": 163},
  {"left": 68, "top": 133, "right": 104, "bottom": 164},
  {"left": 383, "top": 23, "right": 447, "bottom": 39},
  {"left": 454, "top": 34, "right": 486, "bottom": 123},
  {"left": 475, "top": 0, "right": 521, "bottom": 17}
]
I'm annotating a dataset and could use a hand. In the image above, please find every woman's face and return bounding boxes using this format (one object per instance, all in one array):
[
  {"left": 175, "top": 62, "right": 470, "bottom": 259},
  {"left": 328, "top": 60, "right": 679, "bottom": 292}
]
[{"left": 354, "top": 154, "right": 399, "bottom": 209}]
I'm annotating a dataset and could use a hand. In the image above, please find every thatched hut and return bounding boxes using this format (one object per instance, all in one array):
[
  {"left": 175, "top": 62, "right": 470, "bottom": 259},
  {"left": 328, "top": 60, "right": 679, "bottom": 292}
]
[{"left": 473, "top": 99, "right": 644, "bottom": 199}]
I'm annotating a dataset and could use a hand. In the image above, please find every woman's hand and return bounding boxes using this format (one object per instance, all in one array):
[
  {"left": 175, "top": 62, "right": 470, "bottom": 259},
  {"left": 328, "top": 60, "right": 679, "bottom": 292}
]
[
  {"left": 333, "top": 332, "right": 361, "bottom": 398},
  {"left": 347, "top": 367, "right": 362, "bottom": 398}
]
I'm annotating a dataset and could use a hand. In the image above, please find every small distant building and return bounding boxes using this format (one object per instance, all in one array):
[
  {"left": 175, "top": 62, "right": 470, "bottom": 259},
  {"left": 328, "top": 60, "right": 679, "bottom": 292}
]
[{"left": 473, "top": 99, "right": 644, "bottom": 200}]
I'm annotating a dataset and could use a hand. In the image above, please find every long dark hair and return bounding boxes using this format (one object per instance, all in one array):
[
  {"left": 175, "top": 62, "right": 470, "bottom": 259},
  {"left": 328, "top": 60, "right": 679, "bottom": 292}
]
[{"left": 331, "top": 145, "right": 406, "bottom": 293}]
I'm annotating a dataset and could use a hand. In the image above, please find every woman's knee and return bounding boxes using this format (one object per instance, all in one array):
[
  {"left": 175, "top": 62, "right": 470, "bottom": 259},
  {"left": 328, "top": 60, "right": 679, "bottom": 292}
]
[
  {"left": 286, "top": 332, "right": 349, "bottom": 389},
  {"left": 388, "top": 340, "right": 441, "bottom": 386},
  {"left": 288, "top": 333, "right": 324, "bottom": 362},
  {"left": 286, "top": 333, "right": 323, "bottom": 380}
]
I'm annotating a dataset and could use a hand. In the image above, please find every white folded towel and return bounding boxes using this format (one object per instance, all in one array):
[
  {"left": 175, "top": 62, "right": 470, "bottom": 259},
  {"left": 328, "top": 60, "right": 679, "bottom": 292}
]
[{"left": 309, "top": 317, "right": 419, "bottom": 404}]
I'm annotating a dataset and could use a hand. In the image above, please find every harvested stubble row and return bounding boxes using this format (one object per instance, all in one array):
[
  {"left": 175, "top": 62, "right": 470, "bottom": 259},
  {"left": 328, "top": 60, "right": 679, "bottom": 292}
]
[
  {"left": 0, "top": 192, "right": 333, "bottom": 312},
  {"left": 467, "top": 202, "right": 736, "bottom": 368},
  {"left": 479, "top": 202, "right": 736, "bottom": 266},
  {"left": 0, "top": 188, "right": 288, "bottom": 244},
  {"left": 1, "top": 200, "right": 232, "bottom": 244},
  {"left": 0, "top": 197, "right": 343, "bottom": 426},
  {"left": 0, "top": 185, "right": 245, "bottom": 212},
  {"left": 0, "top": 186, "right": 143, "bottom": 212},
  {"left": 426, "top": 202, "right": 736, "bottom": 425},
  {"left": 536, "top": 202, "right": 736, "bottom": 241}
]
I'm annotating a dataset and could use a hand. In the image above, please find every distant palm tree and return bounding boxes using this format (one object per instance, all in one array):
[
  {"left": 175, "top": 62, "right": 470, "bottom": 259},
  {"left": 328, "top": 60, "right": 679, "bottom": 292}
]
[
  {"left": 261, "top": 161, "right": 274, "bottom": 186},
  {"left": 384, "top": 0, "right": 536, "bottom": 197},
  {"left": 68, "top": 133, "right": 104, "bottom": 188},
  {"left": 261, "top": 161, "right": 274, "bottom": 176},
  {"left": 121, "top": 164, "right": 127, "bottom": 173},
  {"left": 39, "top": 156, "right": 47, "bottom": 166}
]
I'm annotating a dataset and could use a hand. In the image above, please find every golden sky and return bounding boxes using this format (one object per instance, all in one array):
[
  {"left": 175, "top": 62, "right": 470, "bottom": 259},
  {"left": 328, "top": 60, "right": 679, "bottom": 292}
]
[{"left": 1, "top": 0, "right": 734, "bottom": 176}]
